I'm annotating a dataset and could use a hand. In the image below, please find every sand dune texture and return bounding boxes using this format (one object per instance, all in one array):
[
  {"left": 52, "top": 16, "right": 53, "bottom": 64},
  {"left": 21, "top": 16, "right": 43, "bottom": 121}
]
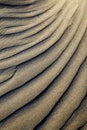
[{"left": 0, "top": 0, "right": 87, "bottom": 129}]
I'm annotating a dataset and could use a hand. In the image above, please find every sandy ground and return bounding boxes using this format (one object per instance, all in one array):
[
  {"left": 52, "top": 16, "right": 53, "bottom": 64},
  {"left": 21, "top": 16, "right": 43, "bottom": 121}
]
[{"left": 0, "top": 0, "right": 87, "bottom": 129}]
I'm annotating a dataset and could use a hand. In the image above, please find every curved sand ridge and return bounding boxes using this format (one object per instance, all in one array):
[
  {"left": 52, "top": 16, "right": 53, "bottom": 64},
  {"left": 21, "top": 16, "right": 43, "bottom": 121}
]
[{"left": 0, "top": 0, "right": 87, "bottom": 130}]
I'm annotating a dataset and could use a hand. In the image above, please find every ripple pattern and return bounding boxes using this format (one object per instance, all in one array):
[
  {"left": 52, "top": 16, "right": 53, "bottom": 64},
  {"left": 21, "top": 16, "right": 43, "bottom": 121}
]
[{"left": 0, "top": 0, "right": 87, "bottom": 130}]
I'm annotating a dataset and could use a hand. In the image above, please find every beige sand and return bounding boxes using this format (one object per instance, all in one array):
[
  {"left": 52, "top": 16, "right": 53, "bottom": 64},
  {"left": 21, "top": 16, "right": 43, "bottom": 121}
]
[{"left": 0, "top": 0, "right": 87, "bottom": 130}]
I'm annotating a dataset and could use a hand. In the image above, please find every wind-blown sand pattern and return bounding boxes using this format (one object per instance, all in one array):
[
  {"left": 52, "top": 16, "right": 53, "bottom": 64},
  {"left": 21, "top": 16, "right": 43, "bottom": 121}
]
[{"left": 0, "top": 0, "right": 87, "bottom": 130}]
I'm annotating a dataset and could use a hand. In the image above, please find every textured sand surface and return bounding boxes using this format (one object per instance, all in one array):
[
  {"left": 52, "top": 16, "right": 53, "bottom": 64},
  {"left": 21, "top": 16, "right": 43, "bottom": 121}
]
[{"left": 0, "top": 0, "right": 87, "bottom": 130}]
